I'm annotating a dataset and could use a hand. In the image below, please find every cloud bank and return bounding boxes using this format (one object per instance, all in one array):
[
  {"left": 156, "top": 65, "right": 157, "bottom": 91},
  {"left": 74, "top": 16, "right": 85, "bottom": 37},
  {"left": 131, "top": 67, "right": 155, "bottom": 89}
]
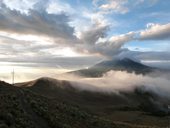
[{"left": 55, "top": 70, "right": 170, "bottom": 100}]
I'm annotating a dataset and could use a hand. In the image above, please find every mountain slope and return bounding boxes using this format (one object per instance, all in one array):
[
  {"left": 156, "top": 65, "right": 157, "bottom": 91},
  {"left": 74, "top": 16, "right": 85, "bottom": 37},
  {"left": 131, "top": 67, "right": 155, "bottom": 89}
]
[
  {"left": 0, "top": 80, "right": 129, "bottom": 128},
  {"left": 19, "top": 78, "right": 170, "bottom": 127},
  {"left": 21, "top": 77, "right": 130, "bottom": 109},
  {"left": 70, "top": 58, "right": 154, "bottom": 77},
  {"left": 1, "top": 78, "right": 170, "bottom": 128}
]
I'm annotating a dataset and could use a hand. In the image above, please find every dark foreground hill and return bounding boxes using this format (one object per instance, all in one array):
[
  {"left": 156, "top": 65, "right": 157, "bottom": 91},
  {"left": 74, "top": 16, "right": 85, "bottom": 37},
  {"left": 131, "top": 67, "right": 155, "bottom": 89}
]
[
  {"left": 1, "top": 78, "right": 170, "bottom": 128},
  {"left": 69, "top": 58, "right": 155, "bottom": 77}
]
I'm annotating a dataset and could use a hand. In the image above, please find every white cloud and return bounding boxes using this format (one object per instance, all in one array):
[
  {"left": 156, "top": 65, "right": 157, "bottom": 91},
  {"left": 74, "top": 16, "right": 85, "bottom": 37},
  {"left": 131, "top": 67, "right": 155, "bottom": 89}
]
[
  {"left": 109, "top": 31, "right": 135, "bottom": 45},
  {"left": 99, "top": 0, "right": 129, "bottom": 14},
  {"left": 2, "top": 0, "right": 38, "bottom": 14},
  {"left": 46, "top": 0, "right": 74, "bottom": 14},
  {"left": 58, "top": 70, "right": 170, "bottom": 99},
  {"left": 134, "top": 0, "right": 158, "bottom": 6},
  {"left": 139, "top": 23, "right": 170, "bottom": 40}
]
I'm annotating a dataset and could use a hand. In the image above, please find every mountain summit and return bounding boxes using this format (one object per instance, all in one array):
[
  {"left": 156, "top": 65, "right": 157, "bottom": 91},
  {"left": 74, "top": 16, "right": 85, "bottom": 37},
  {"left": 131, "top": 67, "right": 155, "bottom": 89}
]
[{"left": 70, "top": 58, "right": 154, "bottom": 77}]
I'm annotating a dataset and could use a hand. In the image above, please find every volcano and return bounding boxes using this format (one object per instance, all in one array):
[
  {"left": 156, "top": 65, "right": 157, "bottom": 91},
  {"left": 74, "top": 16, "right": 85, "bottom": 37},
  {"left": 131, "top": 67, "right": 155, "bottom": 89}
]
[{"left": 70, "top": 58, "right": 155, "bottom": 77}]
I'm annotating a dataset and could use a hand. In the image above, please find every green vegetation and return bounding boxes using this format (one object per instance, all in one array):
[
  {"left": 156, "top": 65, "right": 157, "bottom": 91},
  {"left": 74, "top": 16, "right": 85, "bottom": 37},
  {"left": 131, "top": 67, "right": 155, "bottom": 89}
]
[
  {"left": 0, "top": 82, "right": 36, "bottom": 128},
  {"left": 0, "top": 81, "right": 117, "bottom": 128},
  {"left": 0, "top": 80, "right": 170, "bottom": 128}
]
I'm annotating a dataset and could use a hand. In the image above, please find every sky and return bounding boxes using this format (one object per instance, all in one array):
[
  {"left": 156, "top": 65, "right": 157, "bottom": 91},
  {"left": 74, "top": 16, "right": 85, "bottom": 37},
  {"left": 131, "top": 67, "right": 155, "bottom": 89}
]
[{"left": 0, "top": 0, "right": 170, "bottom": 83}]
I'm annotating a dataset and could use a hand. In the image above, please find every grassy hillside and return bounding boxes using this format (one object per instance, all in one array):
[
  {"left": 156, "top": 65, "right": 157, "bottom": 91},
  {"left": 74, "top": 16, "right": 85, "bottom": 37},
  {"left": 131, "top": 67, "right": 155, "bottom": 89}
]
[
  {"left": 1, "top": 79, "right": 170, "bottom": 128},
  {"left": 0, "top": 80, "right": 119, "bottom": 128}
]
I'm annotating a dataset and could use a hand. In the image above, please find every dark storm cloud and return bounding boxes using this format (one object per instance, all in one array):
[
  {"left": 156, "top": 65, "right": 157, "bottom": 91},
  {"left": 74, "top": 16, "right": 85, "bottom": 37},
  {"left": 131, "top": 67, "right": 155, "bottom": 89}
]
[
  {"left": 0, "top": 4, "right": 77, "bottom": 43},
  {"left": 78, "top": 24, "right": 135, "bottom": 57},
  {"left": 78, "top": 24, "right": 109, "bottom": 54},
  {"left": 94, "top": 32, "right": 135, "bottom": 57},
  {"left": 81, "top": 25, "right": 108, "bottom": 45}
]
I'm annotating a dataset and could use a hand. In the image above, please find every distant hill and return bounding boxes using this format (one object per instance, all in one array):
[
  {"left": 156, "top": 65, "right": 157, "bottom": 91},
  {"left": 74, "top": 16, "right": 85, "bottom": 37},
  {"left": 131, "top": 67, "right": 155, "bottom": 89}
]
[{"left": 70, "top": 58, "right": 155, "bottom": 77}]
